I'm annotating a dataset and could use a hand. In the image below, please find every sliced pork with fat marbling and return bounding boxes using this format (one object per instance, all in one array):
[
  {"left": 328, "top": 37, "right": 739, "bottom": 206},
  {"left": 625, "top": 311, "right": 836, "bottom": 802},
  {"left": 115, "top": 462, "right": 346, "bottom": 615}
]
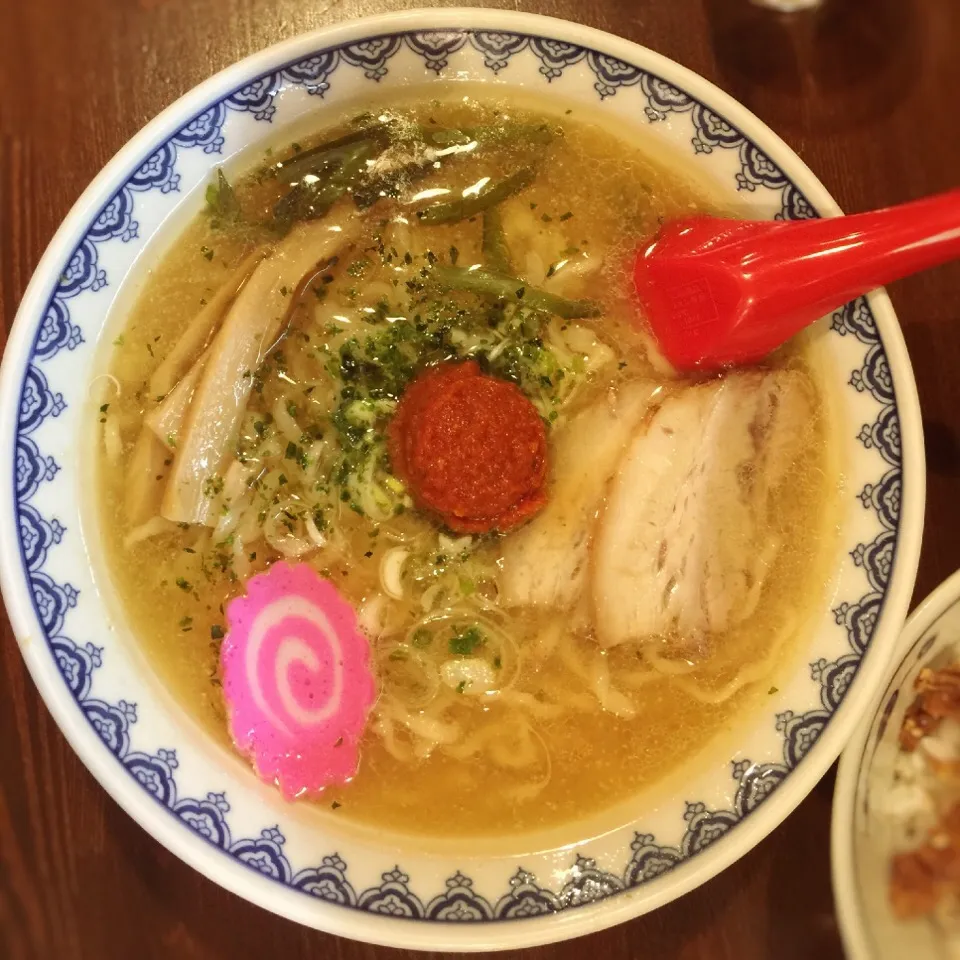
[
  {"left": 500, "top": 381, "right": 661, "bottom": 611},
  {"left": 592, "top": 369, "right": 815, "bottom": 648}
]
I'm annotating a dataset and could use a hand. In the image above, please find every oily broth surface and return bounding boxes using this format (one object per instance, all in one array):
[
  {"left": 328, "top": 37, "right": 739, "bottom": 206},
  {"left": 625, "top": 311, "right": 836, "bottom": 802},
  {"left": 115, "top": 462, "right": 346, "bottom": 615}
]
[{"left": 98, "top": 88, "right": 836, "bottom": 836}]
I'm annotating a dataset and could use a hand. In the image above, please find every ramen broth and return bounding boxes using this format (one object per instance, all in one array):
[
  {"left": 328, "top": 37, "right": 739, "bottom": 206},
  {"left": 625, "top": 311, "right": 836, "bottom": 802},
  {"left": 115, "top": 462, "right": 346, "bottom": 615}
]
[{"left": 96, "top": 87, "right": 839, "bottom": 835}]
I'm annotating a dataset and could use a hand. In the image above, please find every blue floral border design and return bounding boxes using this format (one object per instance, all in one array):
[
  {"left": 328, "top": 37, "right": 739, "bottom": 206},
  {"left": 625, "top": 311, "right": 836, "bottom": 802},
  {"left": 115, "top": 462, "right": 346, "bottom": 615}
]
[{"left": 13, "top": 30, "right": 901, "bottom": 920}]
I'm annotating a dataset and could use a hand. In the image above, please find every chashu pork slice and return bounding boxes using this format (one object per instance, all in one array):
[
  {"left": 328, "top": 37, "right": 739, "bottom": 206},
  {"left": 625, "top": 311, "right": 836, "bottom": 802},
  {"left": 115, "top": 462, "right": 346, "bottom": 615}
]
[
  {"left": 500, "top": 381, "right": 661, "bottom": 611},
  {"left": 592, "top": 369, "right": 815, "bottom": 648}
]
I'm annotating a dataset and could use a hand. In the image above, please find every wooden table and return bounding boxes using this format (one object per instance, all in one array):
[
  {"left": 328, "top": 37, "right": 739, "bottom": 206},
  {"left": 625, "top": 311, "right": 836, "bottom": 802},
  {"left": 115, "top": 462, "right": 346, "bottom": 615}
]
[{"left": 2, "top": 0, "right": 959, "bottom": 956}]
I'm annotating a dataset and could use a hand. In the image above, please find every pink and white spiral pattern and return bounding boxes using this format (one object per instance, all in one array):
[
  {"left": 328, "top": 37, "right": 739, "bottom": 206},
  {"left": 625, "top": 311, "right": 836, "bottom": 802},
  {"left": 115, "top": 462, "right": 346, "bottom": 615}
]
[{"left": 221, "top": 562, "right": 375, "bottom": 800}]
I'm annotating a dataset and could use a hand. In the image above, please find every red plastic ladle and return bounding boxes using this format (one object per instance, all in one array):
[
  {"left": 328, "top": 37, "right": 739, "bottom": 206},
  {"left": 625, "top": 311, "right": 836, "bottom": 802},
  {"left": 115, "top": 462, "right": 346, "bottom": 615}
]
[{"left": 632, "top": 188, "right": 960, "bottom": 372}]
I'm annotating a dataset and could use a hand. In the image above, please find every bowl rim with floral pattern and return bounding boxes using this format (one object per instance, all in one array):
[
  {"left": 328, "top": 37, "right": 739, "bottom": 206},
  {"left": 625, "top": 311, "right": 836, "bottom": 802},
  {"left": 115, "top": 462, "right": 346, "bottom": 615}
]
[
  {"left": 0, "top": 8, "right": 925, "bottom": 951},
  {"left": 832, "top": 569, "right": 960, "bottom": 960}
]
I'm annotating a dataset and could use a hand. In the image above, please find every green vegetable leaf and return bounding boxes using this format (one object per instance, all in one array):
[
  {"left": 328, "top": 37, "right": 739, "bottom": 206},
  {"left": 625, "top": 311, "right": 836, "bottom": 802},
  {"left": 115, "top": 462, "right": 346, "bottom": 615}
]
[
  {"left": 205, "top": 168, "right": 241, "bottom": 225},
  {"left": 432, "top": 265, "right": 600, "bottom": 320},
  {"left": 448, "top": 625, "right": 484, "bottom": 656},
  {"left": 412, "top": 628, "right": 432, "bottom": 648},
  {"left": 417, "top": 168, "right": 535, "bottom": 225}
]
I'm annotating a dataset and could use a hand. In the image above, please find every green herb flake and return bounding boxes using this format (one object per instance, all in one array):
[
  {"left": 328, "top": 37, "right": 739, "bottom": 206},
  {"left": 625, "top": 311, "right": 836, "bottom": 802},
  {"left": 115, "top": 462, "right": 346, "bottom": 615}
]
[
  {"left": 448, "top": 625, "right": 484, "bottom": 656},
  {"left": 175, "top": 577, "right": 192, "bottom": 592},
  {"left": 179, "top": 616, "right": 193, "bottom": 631},
  {"left": 346, "top": 258, "right": 370, "bottom": 278},
  {"left": 204, "top": 168, "right": 241, "bottom": 225},
  {"left": 202, "top": 475, "right": 224, "bottom": 498},
  {"left": 210, "top": 625, "right": 225, "bottom": 640},
  {"left": 201, "top": 245, "right": 215, "bottom": 261},
  {"left": 412, "top": 628, "right": 432, "bottom": 648}
]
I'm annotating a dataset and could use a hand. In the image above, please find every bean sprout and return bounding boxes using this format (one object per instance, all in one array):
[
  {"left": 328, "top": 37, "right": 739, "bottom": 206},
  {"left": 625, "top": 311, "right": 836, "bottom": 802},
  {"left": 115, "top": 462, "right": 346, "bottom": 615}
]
[{"left": 380, "top": 547, "right": 409, "bottom": 599}]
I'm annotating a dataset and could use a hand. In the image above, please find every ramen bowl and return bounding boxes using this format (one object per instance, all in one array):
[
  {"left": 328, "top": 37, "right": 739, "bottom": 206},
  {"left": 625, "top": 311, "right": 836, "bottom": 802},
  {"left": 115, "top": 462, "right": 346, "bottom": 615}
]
[{"left": 0, "top": 8, "right": 923, "bottom": 950}]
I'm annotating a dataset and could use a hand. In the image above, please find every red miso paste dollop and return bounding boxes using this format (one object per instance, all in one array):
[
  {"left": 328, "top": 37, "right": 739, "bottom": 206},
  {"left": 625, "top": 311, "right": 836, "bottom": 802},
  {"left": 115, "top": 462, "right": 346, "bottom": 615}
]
[{"left": 388, "top": 360, "right": 548, "bottom": 533}]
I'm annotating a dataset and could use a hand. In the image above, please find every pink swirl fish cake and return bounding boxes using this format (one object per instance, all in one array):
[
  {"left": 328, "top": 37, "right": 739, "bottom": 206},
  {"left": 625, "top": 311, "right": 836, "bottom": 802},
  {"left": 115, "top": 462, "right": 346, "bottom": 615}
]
[{"left": 221, "top": 562, "right": 376, "bottom": 800}]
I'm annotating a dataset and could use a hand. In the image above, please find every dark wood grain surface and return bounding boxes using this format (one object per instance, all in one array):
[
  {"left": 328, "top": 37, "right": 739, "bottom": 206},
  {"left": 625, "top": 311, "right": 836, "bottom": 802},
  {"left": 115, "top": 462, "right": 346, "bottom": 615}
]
[{"left": 2, "top": 0, "right": 959, "bottom": 957}]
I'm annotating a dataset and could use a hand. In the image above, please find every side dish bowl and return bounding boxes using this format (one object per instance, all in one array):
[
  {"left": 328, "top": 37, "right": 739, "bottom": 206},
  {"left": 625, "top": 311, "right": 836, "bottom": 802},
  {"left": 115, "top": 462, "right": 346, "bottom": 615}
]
[
  {"left": 0, "top": 9, "right": 924, "bottom": 950},
  {"left": 833, "top": 571, "right": 960, "bottom": 960}
]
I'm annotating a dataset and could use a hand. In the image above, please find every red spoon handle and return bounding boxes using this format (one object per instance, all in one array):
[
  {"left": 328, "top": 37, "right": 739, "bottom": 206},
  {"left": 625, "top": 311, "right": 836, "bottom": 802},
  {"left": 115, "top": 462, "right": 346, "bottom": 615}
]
[
  {"left": 746, "top": 188, "right": 960, "bottom": 317},
  {"left": 639, "top": 187, "right": 960, "bottom": 369}
]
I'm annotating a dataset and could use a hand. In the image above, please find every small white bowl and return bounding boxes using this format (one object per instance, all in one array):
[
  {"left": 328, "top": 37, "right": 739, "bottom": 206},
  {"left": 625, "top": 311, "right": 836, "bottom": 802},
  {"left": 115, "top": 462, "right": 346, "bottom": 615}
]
[
  {"left": 0, "top": 8, "right": 925, "bottom": 950},
  {"left": 833, "top": 571, "right": 960, "bottom": 960}
]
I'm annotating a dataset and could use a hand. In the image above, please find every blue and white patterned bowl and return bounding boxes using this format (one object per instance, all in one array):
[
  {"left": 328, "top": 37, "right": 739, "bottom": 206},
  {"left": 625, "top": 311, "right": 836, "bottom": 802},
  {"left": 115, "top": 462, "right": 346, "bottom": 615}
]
[
  {"left": 0, "top": 9, "right": 925, "bottom": 950},
  {"left": 833, "top": 571, "right": 960, "bottom": 960}
]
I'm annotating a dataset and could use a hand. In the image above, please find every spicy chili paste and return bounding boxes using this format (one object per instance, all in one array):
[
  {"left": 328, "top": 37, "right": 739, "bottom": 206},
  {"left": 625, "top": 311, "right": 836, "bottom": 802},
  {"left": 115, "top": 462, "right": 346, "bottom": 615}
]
[{"left": 388, "top": 361, "right": 547, "bottom": 533}]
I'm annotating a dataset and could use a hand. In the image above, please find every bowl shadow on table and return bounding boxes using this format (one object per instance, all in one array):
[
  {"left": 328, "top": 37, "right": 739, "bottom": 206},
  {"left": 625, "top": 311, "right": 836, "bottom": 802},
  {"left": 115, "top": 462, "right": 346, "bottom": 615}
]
[
  {"left": 901, "top": 316, "right": 960, "bottom": 480},
  {"left": 896, "top": 311, "right": 960, "bottom": 602},
  {"left": 600, "top": 773, "right": 844, "bottom": 960},
  {"left": 701, "top": 0, "right": 923, "bottom": 138},
  {"left": 761, "top": 765, "right": 845, "bottom": 960},
  {"left": 923, "top": 417, "right": 960, "bottom": 479},
  {"left": 603, "top": 767, "right": 845, "bottom": 960}
]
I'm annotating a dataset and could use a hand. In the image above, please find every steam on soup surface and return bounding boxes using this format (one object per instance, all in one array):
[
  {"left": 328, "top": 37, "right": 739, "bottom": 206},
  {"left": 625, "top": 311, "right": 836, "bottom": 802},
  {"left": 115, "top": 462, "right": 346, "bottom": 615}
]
[{"left": 97, "top": 88, "right": 839, "bottom": 836}]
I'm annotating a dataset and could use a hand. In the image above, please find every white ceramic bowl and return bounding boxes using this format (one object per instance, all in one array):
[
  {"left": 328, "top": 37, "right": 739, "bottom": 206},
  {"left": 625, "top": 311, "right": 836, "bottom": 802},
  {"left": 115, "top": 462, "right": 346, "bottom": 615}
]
[
  {"left": 0, "top": 9, "right": 925, "bottom": 951},
  {"left": 833, "top": 571, "right": 960, "bottom": 960}
]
